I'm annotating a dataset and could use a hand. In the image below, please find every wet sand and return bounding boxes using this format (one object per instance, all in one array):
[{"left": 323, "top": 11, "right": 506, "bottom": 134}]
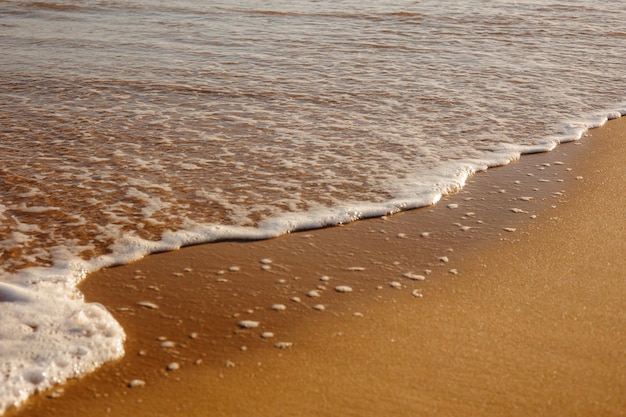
[{"left": 7, "top": 117, "right": 626, "bottom": 417}]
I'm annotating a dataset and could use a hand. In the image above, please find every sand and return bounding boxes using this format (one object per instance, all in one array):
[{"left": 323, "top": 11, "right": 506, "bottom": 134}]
[{"left": 6, "top": 117, "right": 626, "bottom": 417}]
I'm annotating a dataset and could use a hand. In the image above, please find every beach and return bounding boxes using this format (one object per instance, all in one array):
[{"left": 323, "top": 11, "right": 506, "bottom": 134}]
[
  {"left": 2, "top": 2, "right": 626, "bottom": 415},
  {"left": 6, "top": 116, "right": 624, "bottom": 417}
]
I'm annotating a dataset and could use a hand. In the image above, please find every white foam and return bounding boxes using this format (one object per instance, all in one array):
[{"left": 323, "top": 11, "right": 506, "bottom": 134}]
[
  {"left": 0, "top": 281, "right": 124, "bottom": 414},
  {"left": 237, "top": 320, "right": 260, "bottom": 329}
]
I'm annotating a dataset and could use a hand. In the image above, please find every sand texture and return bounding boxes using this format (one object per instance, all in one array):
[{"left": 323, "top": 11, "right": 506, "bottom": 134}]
[{"left": 6, "top": 117, "right": 626, "bottom": 417}]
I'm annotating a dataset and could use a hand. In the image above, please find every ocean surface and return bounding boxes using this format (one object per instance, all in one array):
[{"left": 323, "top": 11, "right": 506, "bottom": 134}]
[{"left": 1, "top": 0, "right": 625, "bottom": 412}]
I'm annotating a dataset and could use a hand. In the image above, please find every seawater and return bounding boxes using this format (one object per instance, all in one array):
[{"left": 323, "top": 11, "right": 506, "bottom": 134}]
[{"left": 1, "top": 0, "right": 625, "bottom": 412}]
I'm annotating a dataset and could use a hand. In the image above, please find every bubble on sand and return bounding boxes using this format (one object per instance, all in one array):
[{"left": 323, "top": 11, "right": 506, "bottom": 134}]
[
  {"left": 420, "top": 232, "right": 430, "bottom": 238},
  {"left": 261, "top": 265, "right": 271, "bottom": 271},
  {"left": 260, "top": 258, "right": 272, "bottom": 264},
  {"left": 503, "top": 228, "right": 517, "bottom": 232},
  {"left": 290, "top": 296, "right": 301, "bottom": 303},
  {"left": 438, "top": 256, "right": 449, "bottom": 263},
  {"left": 313, "top": 304, "right": 325, "bottom": 311},
  {"left": 388, "top": 281, "right": 402, "bottom": 289},
  {"left": 510, "top": 208, "right": 527, "bottom": 213},
  {"left": 160, "top": 341, "right": 175, "bottom": 348},
  {"left": 274, "top": 342, "right": 293, "bottom": 349},
  {"left": 237, "top": 320, "right": 260, "bottom": 329},
  {"left": 189, "top": 332, "right": 198, "bottom": 339},
  {"left": 447, "top": 203, "right": 459, "bottom": 209},
  {"left": 46, "top": 388, "right": 65, "bottom": 399},
  {"left": 346, "top": 266, "right": 365, "bottom": 271},
  {"left": 575, "top": 176, "right": 583, "bottom": 180},
  {"left": 319, "top": 275, "right": 330, "bottom": 282},
  {"left": 402, "top": 272, "right": 425, "bottom": 281},
  {"left": 520, "top": 196, "right": 534, "bottom": 201},
  {"left": 184, "top": 268, "right": 193, "bottom": 272},
  {"left": 449, "top": 269, "right": 459, "bottom": 275},
  {"left": 228, "top": 266, "right": 240, "bottom": 272},
  {"left": 261, "top": 332, "right": 275, "bottom": 339},
  {"left": 128, "top": 379, "right": 146, "bottom": 388},
  {"left": 334, "top": 285, "right": 353, "bottom": 293},
  {"left": 411, "top": 289, "right": 424, "bottom": 298},
  {"left": 460, "top": 226, "right": 472, "bottom": 231},
  {"left": 397, "top": 233, "right": 407, "bottom": 238},
  {"left": 166, "top": 362, "right": 180, "bottom": 371},
  {"left": 306, "top": 290, "right": 321, "bottom": 298},
  {"left": 353, "top": 312, "right": 364, "bottom": 317},
  {"left": 271, "top": 304, "right": 286, "bottom": 311},
  {"left": 136, "top": 301, "right": 159, "bottom": 310}
]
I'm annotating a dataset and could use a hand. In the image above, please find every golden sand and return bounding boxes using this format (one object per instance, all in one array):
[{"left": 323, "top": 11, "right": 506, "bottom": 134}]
[{"left": 7, "top": 117, "right": 626, "bottom": 417}]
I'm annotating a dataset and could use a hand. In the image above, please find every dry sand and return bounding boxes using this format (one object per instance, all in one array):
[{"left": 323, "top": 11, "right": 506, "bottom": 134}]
[{"left": 7, "top": 117, "right": 626, "bottom": 417}]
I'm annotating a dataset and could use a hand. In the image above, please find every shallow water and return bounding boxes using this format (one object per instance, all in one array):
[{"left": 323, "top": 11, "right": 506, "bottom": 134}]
[{"left": 0, "top": 0, "right": 625, "bottom": 413}]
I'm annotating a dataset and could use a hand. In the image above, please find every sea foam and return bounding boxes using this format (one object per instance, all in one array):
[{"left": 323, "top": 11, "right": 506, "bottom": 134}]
[{"left": 0, "top": 280, "right": 124, "bottom": 414}]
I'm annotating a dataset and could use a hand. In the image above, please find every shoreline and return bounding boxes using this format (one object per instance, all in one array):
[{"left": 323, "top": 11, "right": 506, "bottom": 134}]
[{"left": 7, "top": 117, "right": 626, "bottom": 416}]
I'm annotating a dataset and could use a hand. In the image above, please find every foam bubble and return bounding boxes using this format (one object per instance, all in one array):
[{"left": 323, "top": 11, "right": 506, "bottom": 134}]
[{"left": 237, "top": 320, "right": 260, "bottom": 329}]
